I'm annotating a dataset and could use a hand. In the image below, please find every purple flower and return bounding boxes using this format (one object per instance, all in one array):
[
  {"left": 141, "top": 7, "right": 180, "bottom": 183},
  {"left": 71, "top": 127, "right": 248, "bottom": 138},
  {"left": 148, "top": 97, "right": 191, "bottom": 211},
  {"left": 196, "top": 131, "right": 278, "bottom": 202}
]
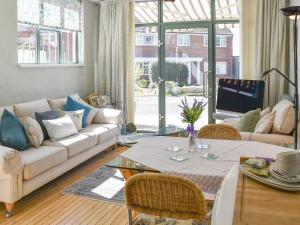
[{"left": 186, "top": 124, "right": 195, "bottom": 136}]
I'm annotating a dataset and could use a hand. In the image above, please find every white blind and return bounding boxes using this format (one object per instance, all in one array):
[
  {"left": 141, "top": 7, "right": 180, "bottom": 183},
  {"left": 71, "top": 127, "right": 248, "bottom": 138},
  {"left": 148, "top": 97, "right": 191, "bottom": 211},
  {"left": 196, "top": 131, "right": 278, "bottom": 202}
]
[{"left": 17, "top": 0, "right": 82, "bottom": 31}]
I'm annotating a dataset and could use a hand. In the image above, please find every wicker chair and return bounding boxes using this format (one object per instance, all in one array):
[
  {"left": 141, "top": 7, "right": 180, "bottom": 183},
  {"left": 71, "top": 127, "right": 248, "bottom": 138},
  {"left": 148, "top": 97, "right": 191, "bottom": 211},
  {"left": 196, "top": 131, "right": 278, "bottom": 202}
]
[
  {"left": 197, "top": 124, "right": 241, "bottom": 140},
  {"left": 124, "top": 173, "right": 211, "bottom": 225}
]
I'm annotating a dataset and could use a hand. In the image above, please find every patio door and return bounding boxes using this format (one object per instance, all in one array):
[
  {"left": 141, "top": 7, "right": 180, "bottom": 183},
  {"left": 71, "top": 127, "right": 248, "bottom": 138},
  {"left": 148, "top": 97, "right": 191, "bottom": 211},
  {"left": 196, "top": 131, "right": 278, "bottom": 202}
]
[{"left": 159, "top": 24, "right": 215, "bottom": 129}]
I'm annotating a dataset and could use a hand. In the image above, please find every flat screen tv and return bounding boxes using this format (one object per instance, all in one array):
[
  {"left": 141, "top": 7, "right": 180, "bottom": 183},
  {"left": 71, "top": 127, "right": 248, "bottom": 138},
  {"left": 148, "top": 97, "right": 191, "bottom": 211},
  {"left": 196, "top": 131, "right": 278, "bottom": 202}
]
[{"left": 216, "top": 79, "right": 265, "bottom": 113}]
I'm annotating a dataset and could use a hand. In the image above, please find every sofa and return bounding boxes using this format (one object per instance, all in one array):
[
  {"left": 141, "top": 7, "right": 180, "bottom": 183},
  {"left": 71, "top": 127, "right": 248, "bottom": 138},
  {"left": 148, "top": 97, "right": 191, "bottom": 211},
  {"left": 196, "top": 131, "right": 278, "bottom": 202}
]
[
  {"left": 223, "top": 99, "right": 298, "bottom": 146},
  {"left": 0, "top": 94, "right": 122, "bottom": 217}
]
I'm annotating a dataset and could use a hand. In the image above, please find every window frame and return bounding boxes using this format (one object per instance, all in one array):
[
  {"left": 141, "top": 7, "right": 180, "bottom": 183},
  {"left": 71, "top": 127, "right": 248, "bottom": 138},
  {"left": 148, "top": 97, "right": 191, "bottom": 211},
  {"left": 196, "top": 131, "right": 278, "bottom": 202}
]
[
  {"left": 17, "top": 0, "right": 82, "bottom": 65},
  {"left": 216, "top": 62, "right": 227, "bottom": 74},
  {"left": 136, "top": 33, "right": 158, "bottom": 46},
  {"left": 203, "top": 35, "right": 227, "bottom": 48},
  {"left": 177, "top": 34, "right": 190, "bottom": 47}
]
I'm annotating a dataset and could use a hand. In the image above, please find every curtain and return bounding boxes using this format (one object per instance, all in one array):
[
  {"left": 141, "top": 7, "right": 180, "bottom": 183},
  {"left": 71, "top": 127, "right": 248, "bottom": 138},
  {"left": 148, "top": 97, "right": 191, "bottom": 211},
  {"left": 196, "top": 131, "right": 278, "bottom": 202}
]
[
  {"left": 240, "top": 0, "right": 289, "bottom": 107},
  {"left": 96, "top": 0, "right": 135, "bottom": 122}
]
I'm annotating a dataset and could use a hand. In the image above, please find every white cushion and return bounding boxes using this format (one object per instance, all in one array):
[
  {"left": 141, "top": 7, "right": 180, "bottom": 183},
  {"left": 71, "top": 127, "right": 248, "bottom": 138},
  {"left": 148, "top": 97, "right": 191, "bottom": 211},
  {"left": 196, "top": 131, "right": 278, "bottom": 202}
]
[
  {"left": 48, "top": 93, "right": 81, "bottom": 110},
  {"left": 272, "top": 100, "right": 295, "bottom": 134},
  {"left": 59, "top": 110, "right": 84, "bottom": 131},
  {"left": 13, "top": 99, "right": 51, "bottom": 118},
  {"left": 43, "top": 132, "right": 98, "bottom": 158},
  {"left": 80, "top": 124, "right": 118, "bottom": 144},
  {"left": 260, "top": 107, "right": 271, "bottom": 117},
  {"left": 20, "top": 146, "right": 67, "bottom": 180},
  {"left": 42, "top": 116, "right": 78, "bottom": 141},
  {"left": 20, "top": 117, "right": 44, "bottom": 147},
  {"left": 254, "top": 111, "right": 275, "bottom": 134},
  {"left": 93, "top": 108, "right": 123, "bottom": 125}
]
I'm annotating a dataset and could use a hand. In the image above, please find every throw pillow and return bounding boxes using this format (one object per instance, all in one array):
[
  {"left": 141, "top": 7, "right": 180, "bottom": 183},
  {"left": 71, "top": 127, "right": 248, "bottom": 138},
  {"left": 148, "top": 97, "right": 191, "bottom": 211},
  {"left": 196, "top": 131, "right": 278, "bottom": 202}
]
[
  {"left": 238, "top": 109, "right": 261, "bottom": 132},
  {"left": 0, "top": 109, "right": 28, "bottom": 151},
  {"left": 42, "top": 115, "right": 78, "bottom": 141},
  {"left": 35, "top": 111, "right": 61, "bottom": 139},
  {"left": 272, "top": 100, "right": 295, "bottom": 134},
  {"left": 75, "top": 98, "right": 98, "bottom": 126},
  {"left": 254, "top": 111, "right": 275, "bottom": 134},
  {"left": 64, "top": 96, "right": 92, "bottom": 128},
  {"left": 260, "top": 107, "right": 271, "bottom": 118},
  {"left": 58, "top": 110, "right": 84, "bottom": 130},
  {"left": 20, "top": 117, "right": 44, "bottom": 148}
]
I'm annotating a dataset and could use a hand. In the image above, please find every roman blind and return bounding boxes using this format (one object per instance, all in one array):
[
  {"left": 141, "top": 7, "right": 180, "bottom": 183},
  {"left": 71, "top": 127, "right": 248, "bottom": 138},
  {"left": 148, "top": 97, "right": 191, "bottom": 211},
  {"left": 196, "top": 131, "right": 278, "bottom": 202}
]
[{"left": 17, "top": 0, "right": 82, "bottom": 32}]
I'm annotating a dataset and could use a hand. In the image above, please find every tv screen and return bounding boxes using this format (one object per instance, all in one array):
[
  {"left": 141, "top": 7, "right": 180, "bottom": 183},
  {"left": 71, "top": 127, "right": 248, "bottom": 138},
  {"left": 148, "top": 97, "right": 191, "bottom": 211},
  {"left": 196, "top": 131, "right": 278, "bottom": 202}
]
[{"left": 216, "top": 79, "right": 265, "bottom": 113}]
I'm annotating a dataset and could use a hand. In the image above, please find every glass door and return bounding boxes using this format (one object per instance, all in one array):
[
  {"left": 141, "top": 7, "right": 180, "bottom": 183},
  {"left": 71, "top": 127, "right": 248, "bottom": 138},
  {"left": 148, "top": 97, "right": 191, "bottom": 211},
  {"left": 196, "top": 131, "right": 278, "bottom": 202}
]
[{"left": 160, "top": 25, "right": 215, "bottom": 130}]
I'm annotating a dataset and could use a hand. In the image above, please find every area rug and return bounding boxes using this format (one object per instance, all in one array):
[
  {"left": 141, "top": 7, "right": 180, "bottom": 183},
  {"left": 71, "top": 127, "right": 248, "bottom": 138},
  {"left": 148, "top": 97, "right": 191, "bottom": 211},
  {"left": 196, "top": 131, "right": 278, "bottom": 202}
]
[{"left": 63, "top": 166, "right": 125, "bottom": 204}]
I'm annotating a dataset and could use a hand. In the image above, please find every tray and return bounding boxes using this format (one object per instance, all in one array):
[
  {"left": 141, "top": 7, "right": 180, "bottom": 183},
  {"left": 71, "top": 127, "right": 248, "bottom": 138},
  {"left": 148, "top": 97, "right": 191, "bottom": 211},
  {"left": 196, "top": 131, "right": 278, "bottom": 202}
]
[{"left": 240, "top": 164, "right": 300, "bottom": 192}]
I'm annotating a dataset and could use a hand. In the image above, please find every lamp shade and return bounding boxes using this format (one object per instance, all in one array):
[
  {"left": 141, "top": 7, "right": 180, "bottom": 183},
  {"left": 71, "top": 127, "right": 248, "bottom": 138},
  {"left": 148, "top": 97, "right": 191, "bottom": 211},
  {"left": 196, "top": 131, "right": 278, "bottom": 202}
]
[{"left": 281, "top": 6, "right": 300, "bottom": 19}]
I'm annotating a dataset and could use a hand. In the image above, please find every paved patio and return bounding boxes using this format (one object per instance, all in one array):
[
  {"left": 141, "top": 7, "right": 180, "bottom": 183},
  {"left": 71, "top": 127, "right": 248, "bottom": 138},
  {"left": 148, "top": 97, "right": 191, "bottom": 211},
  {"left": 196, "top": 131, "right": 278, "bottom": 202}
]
[{"left": 134, "top": 95, "right": 209, "bottom": 130}]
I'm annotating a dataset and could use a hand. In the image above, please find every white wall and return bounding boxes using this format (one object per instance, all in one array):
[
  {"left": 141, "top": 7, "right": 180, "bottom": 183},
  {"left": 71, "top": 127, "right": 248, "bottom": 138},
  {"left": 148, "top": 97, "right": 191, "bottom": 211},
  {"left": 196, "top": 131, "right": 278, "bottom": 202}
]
[{"left": 0, "top": 0, "right": 99, "bottom": 106}]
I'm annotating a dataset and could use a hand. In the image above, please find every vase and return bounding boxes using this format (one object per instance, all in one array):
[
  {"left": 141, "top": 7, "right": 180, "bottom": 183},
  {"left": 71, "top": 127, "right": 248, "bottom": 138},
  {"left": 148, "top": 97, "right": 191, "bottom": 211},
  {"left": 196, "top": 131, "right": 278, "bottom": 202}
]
[{"left": 188, "top": 134, "right": 196, "bottom": 152}]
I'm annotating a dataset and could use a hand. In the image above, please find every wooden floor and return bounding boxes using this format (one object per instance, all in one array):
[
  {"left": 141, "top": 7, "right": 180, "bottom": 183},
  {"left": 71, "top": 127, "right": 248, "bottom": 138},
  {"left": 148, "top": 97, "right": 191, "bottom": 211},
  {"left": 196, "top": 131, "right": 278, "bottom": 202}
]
[{"left": 0, "top": 146, "right": 129, "bottom": 225}]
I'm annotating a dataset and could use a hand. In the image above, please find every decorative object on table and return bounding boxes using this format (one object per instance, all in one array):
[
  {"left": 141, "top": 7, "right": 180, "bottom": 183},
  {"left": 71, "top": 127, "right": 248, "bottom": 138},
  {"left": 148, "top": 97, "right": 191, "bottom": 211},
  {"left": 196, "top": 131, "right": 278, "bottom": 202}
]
[
  {"left": 179, "top": 97, "right": 207, "bottom": 152},
  {"left": 261, "top": 6, "right": 300, "bottom": 149},
  {"left": 165, "top": 146, "right": 184, "bottom": 152},
  {"left": 240, "top": 156, "right": 300, "bottom": 192},
  {"left": 170, "top": 155, "right": 190, "bottom": 162},
  {"left": 121, "top": 122, "right": 137, "bottom": 135},
  {"left": 197, "top": 124, "right": 241, "bottom": 140}
]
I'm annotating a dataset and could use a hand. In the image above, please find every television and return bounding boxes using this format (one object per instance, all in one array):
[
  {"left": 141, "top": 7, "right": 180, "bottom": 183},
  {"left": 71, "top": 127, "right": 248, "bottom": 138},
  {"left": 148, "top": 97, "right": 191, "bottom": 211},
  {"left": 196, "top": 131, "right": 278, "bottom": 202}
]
[{"left": 216, "top": 79, "right": 265, "bottom": 113}]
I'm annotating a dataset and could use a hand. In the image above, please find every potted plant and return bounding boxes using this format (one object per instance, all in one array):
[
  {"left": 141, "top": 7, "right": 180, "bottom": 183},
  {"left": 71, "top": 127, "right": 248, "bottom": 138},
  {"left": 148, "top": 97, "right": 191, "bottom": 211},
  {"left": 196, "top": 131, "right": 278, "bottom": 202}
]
[{"left": 179, "top": 97, "right": 207, "bottom": 152}]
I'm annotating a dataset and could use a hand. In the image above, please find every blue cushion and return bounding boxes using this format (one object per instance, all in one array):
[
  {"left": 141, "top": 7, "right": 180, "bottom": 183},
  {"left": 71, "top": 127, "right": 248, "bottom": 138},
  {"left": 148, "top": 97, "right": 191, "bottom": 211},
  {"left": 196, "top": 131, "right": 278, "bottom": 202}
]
[
  {"left": 64, "top": 96, "right": 91, "bottom": 128},
  {"left": 35, "top": 111, "right": 61, "bottom": 140},
  {"left": 0, "top": 109, "right": 28, "bottom": 151}
]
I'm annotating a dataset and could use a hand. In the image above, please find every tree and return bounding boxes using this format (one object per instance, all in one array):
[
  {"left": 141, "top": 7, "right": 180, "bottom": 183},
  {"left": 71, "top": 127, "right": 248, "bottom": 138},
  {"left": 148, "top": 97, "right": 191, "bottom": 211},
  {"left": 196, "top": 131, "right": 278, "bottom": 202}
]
[{"left": 151, "top": 61, "right": 189, "bottom": 87}]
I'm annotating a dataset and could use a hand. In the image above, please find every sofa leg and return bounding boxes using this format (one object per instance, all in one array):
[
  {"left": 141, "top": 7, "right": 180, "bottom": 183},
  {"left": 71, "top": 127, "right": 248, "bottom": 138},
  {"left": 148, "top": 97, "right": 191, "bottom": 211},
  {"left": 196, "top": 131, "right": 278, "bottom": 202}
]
[{"left": 4, "top": 203, "right": 14, "bottom": 218}]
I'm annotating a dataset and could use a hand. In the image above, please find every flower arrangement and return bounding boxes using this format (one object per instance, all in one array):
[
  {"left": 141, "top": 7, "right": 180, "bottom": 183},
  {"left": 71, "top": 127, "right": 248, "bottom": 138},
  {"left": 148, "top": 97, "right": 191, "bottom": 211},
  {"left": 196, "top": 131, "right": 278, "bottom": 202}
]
[{"left": 179, "top": 97, "right": 207, "bottom": 136}]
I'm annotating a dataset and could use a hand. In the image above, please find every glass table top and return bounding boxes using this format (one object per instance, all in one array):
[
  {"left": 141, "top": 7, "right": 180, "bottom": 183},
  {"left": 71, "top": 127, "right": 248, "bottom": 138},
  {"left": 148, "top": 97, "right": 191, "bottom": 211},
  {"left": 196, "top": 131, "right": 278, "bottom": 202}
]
[
  {"left": 105, "top": 155, "right": 158, "bottom": 173},
  {"left": 118, "top": 126, "right": 185, "bottom": 146}
]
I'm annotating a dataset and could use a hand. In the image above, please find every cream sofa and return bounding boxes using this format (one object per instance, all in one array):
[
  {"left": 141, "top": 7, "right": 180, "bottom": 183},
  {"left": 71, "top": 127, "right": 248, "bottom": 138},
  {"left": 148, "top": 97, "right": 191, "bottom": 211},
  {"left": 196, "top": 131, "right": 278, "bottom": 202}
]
[{"left": 0, "top": 94, "right": 122, "bottom": 217}]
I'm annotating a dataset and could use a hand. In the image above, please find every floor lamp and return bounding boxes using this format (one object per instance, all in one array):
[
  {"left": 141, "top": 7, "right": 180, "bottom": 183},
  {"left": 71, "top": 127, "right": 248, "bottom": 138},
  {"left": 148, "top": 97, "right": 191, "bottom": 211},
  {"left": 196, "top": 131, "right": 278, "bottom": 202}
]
[{"left": 261, "top": 6, "right": 300, "bottom": 149}]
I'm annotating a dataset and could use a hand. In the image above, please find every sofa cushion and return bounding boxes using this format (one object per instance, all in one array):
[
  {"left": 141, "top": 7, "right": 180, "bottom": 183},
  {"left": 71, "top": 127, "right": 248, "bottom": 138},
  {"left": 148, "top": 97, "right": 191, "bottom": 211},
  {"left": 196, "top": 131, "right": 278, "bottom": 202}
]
[
  {"left": 237, "top": 109, "right": 261, "bottom": 132},
  {"left": 20, "top": 146, "right": 67, "bottom": 180},
  {"left": 13, "top": 99, "right": 51, "bottom": 118},
  {"left": 272, "top": 100, "right": 295, "bottom": 134},
  {"left": 254, "top": 111, "right": 275, "bottom": 134},
  {"left": 35, "top": 111, "right": 61, "bottom": 140},
  {"left": 0, "top": 106, "right": 15, "bottom": 118},
  {"left": 43, "top": 116, "right": 78, "bottom": 141},
  {"left": 80, "top": 124, "right": 118, "bottom": 144},
  {"left": 0, "top": 109, "right": 29, "bottom": 151},
  {"left": 48, "top": 93, "right": 81, "bottom": 110},
  {"left": 64, "top": 97, "right": 91, "bottom": 128},
  {"left": 20, "top": 117, "right": 44, "bottom": 148},
  {"left": 43, "top": 132, "right": 97, "bottom": 158}
]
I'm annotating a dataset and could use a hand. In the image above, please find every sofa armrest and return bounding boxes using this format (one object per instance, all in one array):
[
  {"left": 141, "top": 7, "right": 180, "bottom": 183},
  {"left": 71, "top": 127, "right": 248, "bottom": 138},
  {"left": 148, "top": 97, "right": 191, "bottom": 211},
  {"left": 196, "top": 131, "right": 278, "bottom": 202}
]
[
  {"left": 92, "top": 108, "right": 123, "bottom": 125},
  {"left": 0, "top": 146, "right": 23, "bottom": 175}
]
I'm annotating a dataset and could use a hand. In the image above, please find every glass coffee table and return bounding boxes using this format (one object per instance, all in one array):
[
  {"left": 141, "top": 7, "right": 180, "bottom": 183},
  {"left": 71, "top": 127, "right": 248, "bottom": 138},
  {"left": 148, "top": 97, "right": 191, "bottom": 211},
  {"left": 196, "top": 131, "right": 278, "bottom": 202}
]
[
  {"left": 105, "top": 155, "right": 159, "bottom": 180},
  {"left": 118, "top": 126, "right": 185, "bottom": 146}
]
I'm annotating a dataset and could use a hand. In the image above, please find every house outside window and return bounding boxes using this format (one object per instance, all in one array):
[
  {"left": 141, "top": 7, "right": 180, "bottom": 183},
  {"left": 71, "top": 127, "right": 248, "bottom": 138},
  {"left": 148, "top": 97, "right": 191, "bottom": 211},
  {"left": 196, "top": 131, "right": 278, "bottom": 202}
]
[
  {"left": 177, "top": 34, "right": 190, "bottom": 46},
  {"left": 204, "top": 61, "right": 227, "bottom": 75},
  {"left": 137, "top": 62, "right": 151, "bottom": 76},
  {"left": 216, "top": 62, "right": 227, "bottom": 74},
  {"left": 17, "top": 0, "right": 82, "bottom": 64},
  {"left": 136, "top": 34, "right": 158, "bottom": 46},
  {"left": 204, "top": 35, "right": 227, "bottom": 47}
]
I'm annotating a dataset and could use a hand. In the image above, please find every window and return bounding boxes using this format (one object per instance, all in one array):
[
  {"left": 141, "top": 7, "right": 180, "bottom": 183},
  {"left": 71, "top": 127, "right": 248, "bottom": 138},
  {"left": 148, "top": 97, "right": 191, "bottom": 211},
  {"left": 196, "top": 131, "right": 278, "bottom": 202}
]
[
  {"left": 216, "top": 36, "right": 227, "bottom": 47},
  {"left": 204, "top": 35, "right": 227, "bottom": 47},
  {"left": 136, "top": 34, "right": 158, "bottom": 46},
  {"left": 137, "top": 62, "right": 151, "bottom": 76},
  {"left": 216, "top": 62, "right": 227, "bottom": 74},
  {"left": 177, "top": 34, "right": 190, "bottom": 47},
  {"left": 17, "top": 0, "right": 82, "bottom": 64}
]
